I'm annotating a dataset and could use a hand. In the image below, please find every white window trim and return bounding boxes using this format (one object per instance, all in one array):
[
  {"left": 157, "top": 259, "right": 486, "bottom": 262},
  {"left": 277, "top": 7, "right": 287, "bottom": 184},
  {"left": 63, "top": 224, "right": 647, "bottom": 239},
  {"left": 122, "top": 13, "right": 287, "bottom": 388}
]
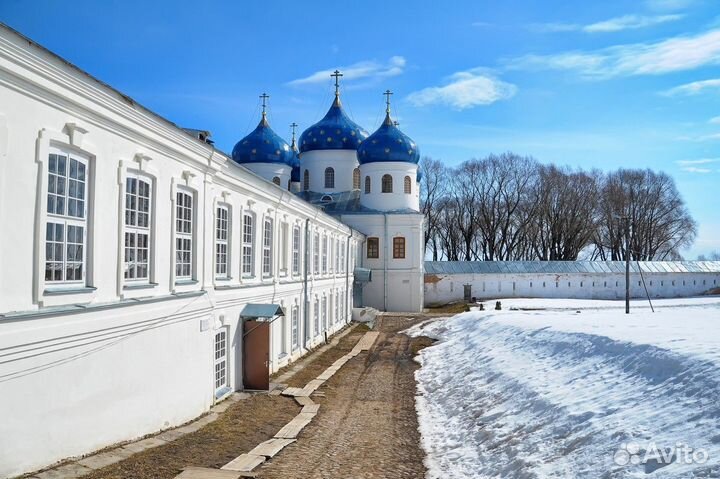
[
  {"left": 292, "top": 225, "right": 301, "bottom": 276},
  {"left": 241, "top": 211, "right": 256, "bottom": 278},
  {"left": 291, "top": 304, "right": 299, "bottom": 350},
  {"left": 262, "top": 217, "right": 274, "bottom": 278},
  {"left": 122, "top": 171, "right": 154, "bottom": 285},
  {"left": 214, "top": 328, "right": 229, "bottom": 395},
  {"left": 174, "top": 188, "right": 194, "bottom": 281},
  {"left": 215, "top": 203, "right": 231, "bottom": 279}
]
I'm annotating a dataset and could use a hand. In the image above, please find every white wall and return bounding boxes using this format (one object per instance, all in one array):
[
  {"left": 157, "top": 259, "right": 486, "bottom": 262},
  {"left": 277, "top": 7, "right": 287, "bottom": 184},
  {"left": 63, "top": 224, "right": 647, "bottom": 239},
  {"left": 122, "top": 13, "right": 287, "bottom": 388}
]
[
  {"left": 359, "top": 162, "right": 419, "bottom": 212},
  {"left": 424, "top": 272, "right": 720, "bottom": 304},
  {"left": 299, "top": 149, "right": 358, "bottom": 193},
  {"left": 242, "top": 162, "right": 291, "bottom": 189},
  {"left": 0, "top": 25, "right": 362, "bottom": 478}
]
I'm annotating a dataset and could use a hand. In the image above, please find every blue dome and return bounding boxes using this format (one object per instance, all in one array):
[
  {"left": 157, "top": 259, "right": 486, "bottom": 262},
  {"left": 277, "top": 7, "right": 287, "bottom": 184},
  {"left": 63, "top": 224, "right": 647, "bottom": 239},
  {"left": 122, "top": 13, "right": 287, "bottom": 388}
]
[
  {"left": 358, "top": 113, "right": 420, "bottom": 165},
  {"left": 290, "top": 138, "right": 301, "bottom": 182},
  {"left": 299, "top": 96, "right": 369, "bottom": 153},
  {"left": 232, "top": 115, "right": 294, "bottom": 166}
]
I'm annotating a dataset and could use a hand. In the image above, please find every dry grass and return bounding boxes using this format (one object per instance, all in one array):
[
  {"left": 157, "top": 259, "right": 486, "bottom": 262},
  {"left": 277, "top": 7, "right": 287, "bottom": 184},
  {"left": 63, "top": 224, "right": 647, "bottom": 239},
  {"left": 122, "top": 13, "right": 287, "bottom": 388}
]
[
  {"left": 425, "top": 302, "right": 470, "bottom": 314},
  {"left": 409, "top": 336, "right": 435, "bottom": 356}
]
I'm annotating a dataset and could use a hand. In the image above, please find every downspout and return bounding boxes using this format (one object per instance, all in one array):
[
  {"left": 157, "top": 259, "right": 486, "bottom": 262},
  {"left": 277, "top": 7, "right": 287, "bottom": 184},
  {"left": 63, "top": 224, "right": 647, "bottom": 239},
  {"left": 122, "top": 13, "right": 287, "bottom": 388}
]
[
  {"left": 345, "top": 228, "right": 352, "bottom": 323},
  {"left": 384, "top": 213, "right": 388, "bottom": 311}
]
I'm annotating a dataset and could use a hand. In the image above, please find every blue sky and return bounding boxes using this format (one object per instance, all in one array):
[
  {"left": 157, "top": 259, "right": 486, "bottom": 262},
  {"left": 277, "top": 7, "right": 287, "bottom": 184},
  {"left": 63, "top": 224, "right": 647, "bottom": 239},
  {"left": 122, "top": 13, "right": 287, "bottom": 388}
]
[{"left": 2, "top": 0, "right": 719, "bottom": 258}]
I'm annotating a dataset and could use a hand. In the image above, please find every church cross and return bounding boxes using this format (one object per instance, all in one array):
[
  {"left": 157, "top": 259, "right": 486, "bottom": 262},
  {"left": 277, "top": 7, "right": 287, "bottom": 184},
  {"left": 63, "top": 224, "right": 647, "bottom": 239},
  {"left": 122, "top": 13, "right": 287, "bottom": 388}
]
[
  {"left": 384, "top": 89, "right": 393, "bottom": 113},
  {"left": 331, "top": 70, "right": 343, "bottom": 95},
  {"left": 290, "top": 122, "right": 298, "bottom": 140},
  {"left": 260, "top": 93, "right": 270, "bottom": 115}
]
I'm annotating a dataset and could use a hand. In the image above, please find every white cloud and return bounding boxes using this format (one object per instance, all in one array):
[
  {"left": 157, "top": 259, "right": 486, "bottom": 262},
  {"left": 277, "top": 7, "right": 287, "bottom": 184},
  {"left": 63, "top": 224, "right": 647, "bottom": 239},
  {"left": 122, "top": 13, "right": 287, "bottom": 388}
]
[
  {"left": 711, "top": 116, "right": 720, "bottom": 124},
  {"left": 533, "top": 14, "right": 683, "bottom": 33},
  {"left": 681, "top": 166, "right": 713, "bottom": 173},
  {"left": 288, "top": 56, "right": 406, "bottom": 86},
  {"left": 677, "top": 158, "right": 720, "bottom": 165},
  {"left": 508, "top": 29, "right": 720, "bottom": 78},
  {"left": 406, "top": 69, "right": 517, "bottom": 110},
  {"left": 663, "top": 78, "right": 720, "bottom": 95},
  {"left": 645, "top": 0, "right": 694, "bottom": 11}
]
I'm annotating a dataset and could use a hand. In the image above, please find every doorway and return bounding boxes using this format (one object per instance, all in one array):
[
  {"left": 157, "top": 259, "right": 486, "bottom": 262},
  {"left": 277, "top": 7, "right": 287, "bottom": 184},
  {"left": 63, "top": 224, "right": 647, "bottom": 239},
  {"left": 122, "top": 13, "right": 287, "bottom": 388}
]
[{"left": 243, "top": 320, "right": 270, "bottom": 390}]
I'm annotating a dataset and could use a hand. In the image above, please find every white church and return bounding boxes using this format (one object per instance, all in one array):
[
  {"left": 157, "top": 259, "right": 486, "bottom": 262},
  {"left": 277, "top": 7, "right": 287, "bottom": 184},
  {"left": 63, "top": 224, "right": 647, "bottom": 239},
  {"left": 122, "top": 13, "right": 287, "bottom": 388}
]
[{"left": 0, "top": 24, "right": 423, "bottom": 478}]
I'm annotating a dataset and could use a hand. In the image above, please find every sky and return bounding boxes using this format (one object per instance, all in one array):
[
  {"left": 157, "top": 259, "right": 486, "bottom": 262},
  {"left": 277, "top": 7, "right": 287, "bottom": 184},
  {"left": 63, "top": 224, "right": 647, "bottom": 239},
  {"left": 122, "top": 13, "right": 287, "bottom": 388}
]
[{"left": 1, "top": 0, "right": 719, "bottom": 258}]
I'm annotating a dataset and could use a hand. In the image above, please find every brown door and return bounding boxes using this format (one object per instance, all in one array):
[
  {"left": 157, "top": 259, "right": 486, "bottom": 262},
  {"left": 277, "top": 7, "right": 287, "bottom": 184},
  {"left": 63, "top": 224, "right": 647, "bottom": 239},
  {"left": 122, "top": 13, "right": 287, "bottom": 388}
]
[{"left": 243, "top": 320, "right": 270, "bottom": 390}]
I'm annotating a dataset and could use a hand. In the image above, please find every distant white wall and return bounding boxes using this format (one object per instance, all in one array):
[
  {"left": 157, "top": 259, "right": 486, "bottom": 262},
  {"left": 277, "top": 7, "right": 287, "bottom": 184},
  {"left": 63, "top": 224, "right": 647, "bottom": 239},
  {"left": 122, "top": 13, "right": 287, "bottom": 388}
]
[
  {"left": 299, "top": 149, "right": 358, "bottom": 193},
  {"left": 242, "top": 162, "right": 291, "bottom": 188},
  {"left": 359, "top": 162, "right": 419, "bottom": 212},
  {"left": 424, "top": 272, "right": 720, "bottom": 305}
]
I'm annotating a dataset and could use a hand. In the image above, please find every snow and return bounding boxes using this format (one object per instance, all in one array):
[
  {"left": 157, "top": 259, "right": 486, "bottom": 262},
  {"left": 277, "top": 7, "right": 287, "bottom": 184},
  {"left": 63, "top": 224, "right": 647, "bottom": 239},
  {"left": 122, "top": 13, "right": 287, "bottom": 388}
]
[{"left": 409, "top": 298, "right": 720, "bottom": 478}]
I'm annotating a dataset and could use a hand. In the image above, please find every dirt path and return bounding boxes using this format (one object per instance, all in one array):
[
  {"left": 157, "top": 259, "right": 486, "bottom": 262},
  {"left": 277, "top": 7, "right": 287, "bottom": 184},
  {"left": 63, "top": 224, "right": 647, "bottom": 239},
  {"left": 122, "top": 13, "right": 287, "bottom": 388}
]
[{"left": 257, "top": 316, "right": 428, "bottom": 479}]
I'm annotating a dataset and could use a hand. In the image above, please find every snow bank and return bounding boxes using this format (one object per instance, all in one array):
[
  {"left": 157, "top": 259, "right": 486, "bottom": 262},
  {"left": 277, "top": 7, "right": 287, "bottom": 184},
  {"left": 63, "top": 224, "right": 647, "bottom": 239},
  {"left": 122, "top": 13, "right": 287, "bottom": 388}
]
[{"left": 410, "top": 298, "right": 720, "bottom": 478}]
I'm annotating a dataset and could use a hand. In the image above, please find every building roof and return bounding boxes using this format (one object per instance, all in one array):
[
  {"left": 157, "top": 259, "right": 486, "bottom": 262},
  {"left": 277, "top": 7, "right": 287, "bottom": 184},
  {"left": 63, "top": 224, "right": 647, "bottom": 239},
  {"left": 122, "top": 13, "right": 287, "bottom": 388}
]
[
  {"left": 358, "top": 111, "right": 419, "bottom": 165},
  {"left": 298, "top": 95, "right": 369, "bottom": 153},
  {"left": 231, "top": 115, "right": 294, "bottom": 166},
  {"left": 295, "top": 190, "right": 421, "bottom": 215},
  {"left": 424, "top": 261, "right": 720, "bottom": 275}
]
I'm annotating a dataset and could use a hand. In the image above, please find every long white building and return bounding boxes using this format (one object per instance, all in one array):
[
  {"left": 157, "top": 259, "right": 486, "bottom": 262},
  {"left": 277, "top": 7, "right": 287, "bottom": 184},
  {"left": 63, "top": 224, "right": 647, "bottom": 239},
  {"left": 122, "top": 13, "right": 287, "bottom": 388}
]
[{"left": 0, "top": 24, "right": 425, "bottom": 478}]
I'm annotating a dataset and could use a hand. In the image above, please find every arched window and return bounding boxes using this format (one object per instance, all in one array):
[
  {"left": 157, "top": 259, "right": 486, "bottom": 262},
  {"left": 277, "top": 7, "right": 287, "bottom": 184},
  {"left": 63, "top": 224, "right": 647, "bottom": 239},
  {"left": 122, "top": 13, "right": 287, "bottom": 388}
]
[
  {"left": 364, "top": 176, "right": 371, "bottom": 194},
  {"left": 272, "top": 176, "right": 281, "bottom": 186},
  {"left": 324, "top": 167, "right": 335, "bottom": 189},
  {"left": 352, "top": 168, "right": 360, "bottom": 190},
  {"left": 382, "top": 174, "right": 393, "bottom": 193},
  {"left": 404, "top": 176, "right": 411, "bottom": 194},
  {"left": 303, "top": 170, "right": 310, "bottom": 191}
]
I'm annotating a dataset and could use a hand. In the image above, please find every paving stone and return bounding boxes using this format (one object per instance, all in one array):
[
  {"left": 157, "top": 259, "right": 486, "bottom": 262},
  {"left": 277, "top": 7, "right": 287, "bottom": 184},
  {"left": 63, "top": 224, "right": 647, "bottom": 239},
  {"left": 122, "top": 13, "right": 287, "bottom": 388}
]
[
  {"left": 175, "top": 466, "right": 244, "bottom": 478},
  {"left": 248, "top": 438, "right": 296, "bottom": 458},
  {"left": 229, "top": 392, "right": 251, "bottom": 402},
  {"left": 281, "top": 386, "right": 306, "bottom": 397},
  {"left": 34, "top": 463, "right": 92, "bottom": 479},
  {"left": 221, "top": 453, "right": 266, "bottom": 472},
  {"left": 301, "top": 404, "right": 320, "bottom": 414},
  {"left": 211, "top": 400, "right": 233, "bottom": 413},
  {"left": 301, "top": 379, "right": 325, "bottom": 395},
  {"left": 294, "top": 396, "right": 315, "bottom": 407},
  {"left": 77, "top": 448, "right": 134, "bottom": 469},
  {"left": 120, "top": 436, "right": 168, "bottom": 454},
  {"left": 274, "top": 413, "right": 315, "bottom": 439},
  {"left": 156, "top": 428, "right": 187, "bottom": 442}
]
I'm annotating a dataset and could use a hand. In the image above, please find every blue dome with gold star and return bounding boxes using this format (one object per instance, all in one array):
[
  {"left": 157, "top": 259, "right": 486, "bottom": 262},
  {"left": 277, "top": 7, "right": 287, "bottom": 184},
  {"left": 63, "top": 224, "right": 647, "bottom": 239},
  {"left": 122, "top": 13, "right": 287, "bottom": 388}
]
[
  {"left": 232, "top": 114, "right": 294, "bottom": 166},
  {"left": 299, "top": 95, "right": 369, "bottom": 153},
  {"left": 358, "top": 111, "right": 420, "bottom": 165}
]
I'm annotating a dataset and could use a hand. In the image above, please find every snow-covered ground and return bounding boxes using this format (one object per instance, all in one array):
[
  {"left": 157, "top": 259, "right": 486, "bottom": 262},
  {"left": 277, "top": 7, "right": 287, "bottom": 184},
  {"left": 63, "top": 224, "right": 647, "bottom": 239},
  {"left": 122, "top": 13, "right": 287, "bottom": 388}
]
[{"left": 408, "top": 297, "right": 720, "bottom": 478}]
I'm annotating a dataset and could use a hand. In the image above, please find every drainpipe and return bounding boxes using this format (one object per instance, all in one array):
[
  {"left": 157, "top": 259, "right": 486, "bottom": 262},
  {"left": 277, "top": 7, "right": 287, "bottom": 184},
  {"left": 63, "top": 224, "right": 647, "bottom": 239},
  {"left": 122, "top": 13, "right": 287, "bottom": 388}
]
[
  {"left": 303, "top": 218, "right": 310, "bottom": 349},
  {"left": 384, "top": 213, "right": 388, "bottom": 311},
  {"left": 345, "top": 228, "right": 352, "bottom": 323}
]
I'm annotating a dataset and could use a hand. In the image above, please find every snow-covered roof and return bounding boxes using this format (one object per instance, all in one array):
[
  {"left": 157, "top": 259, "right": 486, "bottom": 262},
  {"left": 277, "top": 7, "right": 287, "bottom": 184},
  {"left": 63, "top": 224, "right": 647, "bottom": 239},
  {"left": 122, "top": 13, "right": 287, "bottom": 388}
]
[{"left": 424, "top": 261, "right": 720, "bottom": 275}]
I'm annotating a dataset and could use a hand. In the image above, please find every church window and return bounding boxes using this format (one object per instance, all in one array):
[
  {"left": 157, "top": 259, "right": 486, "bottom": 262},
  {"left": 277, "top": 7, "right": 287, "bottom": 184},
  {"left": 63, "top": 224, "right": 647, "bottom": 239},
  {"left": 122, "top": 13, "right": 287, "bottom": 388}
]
[
  {"left": 353, "top": 168, "right": 361, "bottom": 190},
  {"left": 367, "top": 237, "right": 379, "bottom": 259},
  {"left": 262, "top": 218, "right": 273, "bottom": 277},
  {"left": 45, "top": 152, "right": 89, "bottom": 283},
  {"left": 215, "top": 205, "right": 230, "bottom": 278},
  {"left": 124, "top": 174, "right": 152, "bottom": 282},
  {"left": 393, "top": 237, "right": 406, "bottom": 259},
  {"left": 242, "top": 213, "right": 254, "bottom": 277},
  {"left": 175, "top": 189, "right": 194, "bottom": 280},
  {"left": 382, "top": 174, "right": 393, "bottom": 193},
  {"left": 292, "top": 226, "right": 301, "bottom": 275},
  {"left": 364, "top": 176, "right": 371, "bottom": 194},
  {"left": 272, "top": 176, "right": 281, "bottom": 186},
  {"left": 404, "top": 176, "right": 412, "bottom": 194},
  {"left": 324, "top": 167, "right": 335, "bottom": 189},
  {"left": 303, "top": 170, "right": 310, "bottom": 191}
]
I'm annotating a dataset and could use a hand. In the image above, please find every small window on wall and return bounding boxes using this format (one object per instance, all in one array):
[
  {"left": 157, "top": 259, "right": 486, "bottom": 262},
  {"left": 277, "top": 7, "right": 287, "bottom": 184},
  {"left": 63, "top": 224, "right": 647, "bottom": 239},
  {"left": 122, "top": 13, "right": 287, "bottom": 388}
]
[
  {"left": 262, "top": 218, "right": 273, "bottom": 277},
  {"left": 353, "top": 168, "right": 361, "bottom": 190},
  {"left": 45, "top": 152, "right": 89, "bottom": 284},
  {"left": 404, "top": 176, "right": 411, "bottom": 194},
  {"left": 175, "top": 190, "right": 194, "bottom": 280},
  {"left": 382, "top": 174, "right": 393, "bottom": 193},
  {"left": 214, "top": 330, "right": 228, "bottom": 393},
  {"left": 303, "top": 170, "right": 310, "bottom": 191},
  {"left": 291, "top": 305, "right": 299, "bottom": 350},
  {"left": 242, "top": 213, "right": 254, "bottom": 277},
  {"left": 393, "top": 237, "right": 405, "bottom": 259},
  {"left": 124, "top": 174, "right": 152, "bottom": 282},
  {"left": 292, "top": 226, "right": 301, "bottom": 275},
  {"left": 367, "top": 237, "right": 379, "bottom": 258},
  {"left": 272, "top": 176, "right": 281, "bottom": 186},
  {"left": 215, "top": 205, "right": 230, "bottom": 278},
  {"left": 324, "top": 167, "right": 335, "bottom": 189},
  {"left": 364, "top": 176, "right": 371, "bottom": 194}
]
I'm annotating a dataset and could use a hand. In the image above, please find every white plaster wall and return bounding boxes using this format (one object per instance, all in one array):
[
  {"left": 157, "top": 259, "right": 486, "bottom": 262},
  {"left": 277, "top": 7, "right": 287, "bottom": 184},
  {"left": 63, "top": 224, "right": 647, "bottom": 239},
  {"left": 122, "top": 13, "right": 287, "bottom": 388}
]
[
  {"left": 424, "top": 272, "right": 720, "bottom": 305},
  {"left": 242, "top": 162, "right": 291, "bottom": 189},
  {"left": 299, "top": 149, "right": 358, "bottom": 193},
  {"left": 341, "top": 213, "right": 425, "bottom": 312},
  {"left": 359, "top": 162, "right": 419, "bottom": 211},
  {"left": 0, "top": 26, "right": 362, "bottom": 478}
]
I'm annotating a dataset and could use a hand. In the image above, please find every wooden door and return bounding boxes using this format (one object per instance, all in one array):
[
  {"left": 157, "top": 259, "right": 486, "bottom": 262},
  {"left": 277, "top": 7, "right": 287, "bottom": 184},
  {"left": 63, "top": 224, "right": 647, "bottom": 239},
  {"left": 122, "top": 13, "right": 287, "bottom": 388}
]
[{"left": 243, "top": 320, "right": 270, "bottom": 390}]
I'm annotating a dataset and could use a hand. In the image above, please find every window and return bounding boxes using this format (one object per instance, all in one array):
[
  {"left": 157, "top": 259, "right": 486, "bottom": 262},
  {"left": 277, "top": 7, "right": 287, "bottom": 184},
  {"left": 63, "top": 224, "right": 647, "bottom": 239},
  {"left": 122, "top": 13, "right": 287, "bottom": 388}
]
[
  {"left": 314, "top": 298, "right": 320, "bottom": 336},
  {"left": 272, "top": 176, "right": 281, "bottom": 186},
  {"left": 382, "top": 174, "right": 393, "bottom": 193},
  {"left": 280, "top": 309, "right": 288, "bottom": 355},
  {"left": 45, "top": 152, "right": 88, "bottom": 283},
  {"left": 334, "top": 238, "right": 339, "bottom": 273},
  {"left": 322, "top": 295, "right": 327, "bottom": 332},
  {"left": 124, "top": 175, "right": 151, "bottom": 282},
  {"left": 364, "top": 176, "right": 371, "bottom": 194},
  {"left": 292, "top": 226, "right": 301, "bottom": 275},
  {"left": 324, "top": 167, "right": 335, "bottom": 189},
  {"left": 215, "top": 205, "right": 229, "bottom": 278},
  {"left": 291, "top": 306, "right": 299, "bottom": 350},
  {"left": 353, "top": 168, "right": 360, "bottom": 190},
  {"left": 242, "top": 213, "right": 254, "bottom": 277},
  {"left": 214, "top": 330, "right": 228, "bottom": 392},
  {"left": 280, "top": 222, "right": 289, "bottom": 274},
  {"left": 404, "top": 176, "right": 412, "bottom": 194},
  {"left": 393, "top": 237, "right": 406, "bottom": 259},
  {"left": 340, "top": 241, "right": 345, "bottom": 272},
  {"left": 322, "top": 235, "right": 328, "bottom": 273},
  {"left": 367, "top": 237, "right": 379, "bottom": 259},
  {"left": 313, "top": 232, "right": 320, "bottom": 273},
  {"left": 262, "top": 218, "right": 273, "bottom": 277},
  {"left": 175, "top": 190, "right": 193, "bottom": 280},
  {"left": 335, "top": 291, "right": 340, "bottom": 324},
  {"left": 303, "top": 170, "right": 310, "bottom": 191}
]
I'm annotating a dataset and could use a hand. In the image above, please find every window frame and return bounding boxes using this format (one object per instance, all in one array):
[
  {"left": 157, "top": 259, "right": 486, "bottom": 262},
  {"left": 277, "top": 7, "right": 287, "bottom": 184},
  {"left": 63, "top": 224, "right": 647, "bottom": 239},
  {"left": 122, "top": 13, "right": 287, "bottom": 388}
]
[
  {"left": 393, "top": 237, "right": 406, "bottom": 259},
  {"left": 291, "top": 305, "right": 299, "bottom": 350},
  {"left": 324, "top": 167, "right": 335, "bottom": 189},
  {"left": 322, "top": 234, "right": 328, "bottom": 274},
  {"left": 313, "top": 232, "right": 320, "bottom": 274},
  {"left": 303, "top": 170, "right": 310, "bottom": 191},
  {"left": 364, "top": 175, "right": 371, "bottom": 194},
  {"left": 272, "top": 176, "right": 281, "bottom": 186},
  {"left": 382, "top": 174, "right": 393, "bottom": 193},
  {"left": 241, "top": 212, "right": 255, "bottom": 278},
  {"left": 292, "top": 225, "right": 301, "bottom": 275},
  {"left": 262, "top": 217, "right": 274, "bottom": 278},
  {"left": 215, "top": 204, "right": 230, "bottom": 279},
  {"left": 367, "top": 237, "right": 380, "bottom": 259},
  {"left": 353, "top": 168, "right": 361, "bottom": 190},
  {"left": 174, "top": 188, "right": 194, "bottom": 281},
  {"left": 404, "top": 175, "right": 412, "bottom": 194},
  {"left": 214, "top": 329, "right": 229, "bottom": 394},
  {"left": 123, "top": 172, "right": 153, "bottom": 284}
]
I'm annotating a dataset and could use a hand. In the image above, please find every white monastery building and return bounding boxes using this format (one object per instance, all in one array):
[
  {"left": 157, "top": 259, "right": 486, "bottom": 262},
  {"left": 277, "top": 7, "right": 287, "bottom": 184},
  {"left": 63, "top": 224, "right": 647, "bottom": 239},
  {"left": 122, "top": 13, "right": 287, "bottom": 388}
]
[{"left": 1, "top": 24, "right": 719, "bottom": 479}]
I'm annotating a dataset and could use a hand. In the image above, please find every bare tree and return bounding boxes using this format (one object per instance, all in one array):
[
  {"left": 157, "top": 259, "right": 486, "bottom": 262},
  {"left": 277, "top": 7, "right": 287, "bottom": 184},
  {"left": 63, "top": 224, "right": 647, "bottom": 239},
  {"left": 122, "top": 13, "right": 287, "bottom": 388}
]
[{"left": 419, "top": 157, "right": 446, "bottom": 260}]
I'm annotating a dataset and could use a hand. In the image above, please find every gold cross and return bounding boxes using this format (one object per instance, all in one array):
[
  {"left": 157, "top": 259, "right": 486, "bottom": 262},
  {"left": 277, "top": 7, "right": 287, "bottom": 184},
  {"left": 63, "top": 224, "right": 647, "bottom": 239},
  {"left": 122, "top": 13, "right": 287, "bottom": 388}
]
[
  {"left": 260, "top": 93, "right": 270, "bottom": 115},
  {"left": 384, "top": 89, "right": 393, "bottom": 113},
  {"left": 331, "top": 70, "right": 343, "bottom": 95}
]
